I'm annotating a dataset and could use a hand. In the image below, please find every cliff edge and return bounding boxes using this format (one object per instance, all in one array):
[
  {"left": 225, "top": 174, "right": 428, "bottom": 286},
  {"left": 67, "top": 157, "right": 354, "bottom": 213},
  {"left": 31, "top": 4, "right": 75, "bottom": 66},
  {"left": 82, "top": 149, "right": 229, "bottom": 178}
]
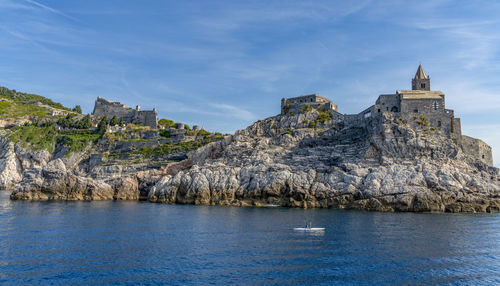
[{"left": 11, "top": 109, "right": 499, "bottom": 212}]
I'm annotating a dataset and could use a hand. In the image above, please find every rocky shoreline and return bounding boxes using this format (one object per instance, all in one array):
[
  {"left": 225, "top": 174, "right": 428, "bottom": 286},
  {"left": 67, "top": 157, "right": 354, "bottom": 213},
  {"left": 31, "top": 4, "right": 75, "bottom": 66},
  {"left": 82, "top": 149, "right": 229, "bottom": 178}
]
[{"left": 5, "top": 111, "right": 500, "bottom": 213}]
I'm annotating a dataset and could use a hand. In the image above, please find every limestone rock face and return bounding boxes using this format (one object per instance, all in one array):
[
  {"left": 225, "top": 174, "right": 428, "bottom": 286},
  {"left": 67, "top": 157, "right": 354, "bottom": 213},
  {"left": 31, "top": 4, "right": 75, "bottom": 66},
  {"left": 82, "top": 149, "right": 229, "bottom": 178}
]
[
  {"left": 108, "top": 176, "right": 139, "bottom": 200},
  {"left": 10, "top": 159, "right": 115, "bottom": 200},
  {"left": 148, "top": 112, "right": 500, "bottom": 213},
  {"left": 0, "top": 137, "right": 51, "bottom": 190},
  {"left": 0, "top": 138, "right": 22, "bottom": 190},
  {"left": 7, "top": 111, "right": 500, "bottom": 213}
]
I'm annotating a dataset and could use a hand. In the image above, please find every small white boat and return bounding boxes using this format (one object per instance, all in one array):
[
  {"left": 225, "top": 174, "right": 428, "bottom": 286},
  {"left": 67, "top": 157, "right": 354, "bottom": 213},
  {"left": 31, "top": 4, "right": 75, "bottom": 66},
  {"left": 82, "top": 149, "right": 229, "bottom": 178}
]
[{"left": 293, "top": 227, "right": 325, "bottom": 231}]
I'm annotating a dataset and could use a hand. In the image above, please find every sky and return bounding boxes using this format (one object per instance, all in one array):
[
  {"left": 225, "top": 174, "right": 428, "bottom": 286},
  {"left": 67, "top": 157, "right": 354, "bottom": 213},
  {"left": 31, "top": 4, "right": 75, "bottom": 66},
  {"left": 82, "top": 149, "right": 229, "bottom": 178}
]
[{"left": 0, "top": 0, "right": 499, "bottom": 166}]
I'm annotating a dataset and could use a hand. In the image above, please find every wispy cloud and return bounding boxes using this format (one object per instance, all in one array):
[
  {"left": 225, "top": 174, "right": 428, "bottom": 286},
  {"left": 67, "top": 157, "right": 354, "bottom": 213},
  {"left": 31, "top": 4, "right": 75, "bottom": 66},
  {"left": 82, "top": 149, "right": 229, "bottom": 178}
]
[
  {"left": 210, "top": 103, "right": 257, "bottom": 121},
  {"left": 24, "top": 0, "right": 79, "bottom": 21}
]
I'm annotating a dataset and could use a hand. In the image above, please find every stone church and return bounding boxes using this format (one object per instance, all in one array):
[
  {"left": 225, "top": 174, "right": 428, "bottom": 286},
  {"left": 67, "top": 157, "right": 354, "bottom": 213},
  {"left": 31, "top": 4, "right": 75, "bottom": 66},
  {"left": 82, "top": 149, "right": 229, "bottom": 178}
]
[{"left": 281, "top": 65, "right": 493, "bottom": 166}]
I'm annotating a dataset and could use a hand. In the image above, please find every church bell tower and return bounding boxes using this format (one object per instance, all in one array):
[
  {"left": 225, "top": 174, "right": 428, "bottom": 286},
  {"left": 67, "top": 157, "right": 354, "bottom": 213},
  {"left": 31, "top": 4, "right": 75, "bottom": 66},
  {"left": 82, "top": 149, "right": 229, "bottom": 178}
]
[{"left": 412, "top": 64, "right": 430, "bottom": 91}]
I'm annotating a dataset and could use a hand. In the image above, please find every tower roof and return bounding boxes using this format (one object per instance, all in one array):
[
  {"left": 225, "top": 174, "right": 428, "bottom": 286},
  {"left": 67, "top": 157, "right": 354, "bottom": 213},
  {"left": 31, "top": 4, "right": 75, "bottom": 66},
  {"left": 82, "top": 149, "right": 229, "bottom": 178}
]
[{"left": 414, "top": 64, "right": 428, "bottom": 79}]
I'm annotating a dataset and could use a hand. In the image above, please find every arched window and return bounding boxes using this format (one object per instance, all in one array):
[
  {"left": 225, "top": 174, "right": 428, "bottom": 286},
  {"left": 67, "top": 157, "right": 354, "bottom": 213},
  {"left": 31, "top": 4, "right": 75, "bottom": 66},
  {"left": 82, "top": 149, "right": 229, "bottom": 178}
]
[
  {"left": 433, "top": 101, "right": 439, "bottom": 110},
  {"left": 390, "top": 106, "right": 398, "bottom": 112}
]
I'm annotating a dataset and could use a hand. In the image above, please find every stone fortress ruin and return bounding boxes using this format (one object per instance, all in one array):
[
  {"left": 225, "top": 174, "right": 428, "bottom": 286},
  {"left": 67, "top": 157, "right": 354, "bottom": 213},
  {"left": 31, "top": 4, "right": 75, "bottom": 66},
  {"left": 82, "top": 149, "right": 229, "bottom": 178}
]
[
  {"left": 92, "top": 96, "right": 158, "bottom": 128},
  {"left": 281, "top": 65, "right": 493, "bottom": 166}
]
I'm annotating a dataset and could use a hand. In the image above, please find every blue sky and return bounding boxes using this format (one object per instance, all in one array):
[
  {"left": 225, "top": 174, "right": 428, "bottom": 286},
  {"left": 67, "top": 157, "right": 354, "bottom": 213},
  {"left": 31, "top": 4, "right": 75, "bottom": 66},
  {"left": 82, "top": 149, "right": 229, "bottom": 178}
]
[{"left": 0, "top": 0, "right": 499, "bottom": 166}]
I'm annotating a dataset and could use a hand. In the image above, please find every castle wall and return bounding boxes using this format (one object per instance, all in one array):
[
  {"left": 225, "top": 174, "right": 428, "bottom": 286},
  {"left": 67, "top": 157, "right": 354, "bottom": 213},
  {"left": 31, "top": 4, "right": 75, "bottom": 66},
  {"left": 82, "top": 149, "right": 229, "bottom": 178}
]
[
  {"left": 374, "top": 94, "right": 400, "bottom": 113},
  {"left": 135, "top": 110, "right": 158, "bottom": 129},
  {"left": 92, "top": 98, "right": 135, "bottom": 122},
  {"left": 452, "top": 117, "right": 462, "bottom": 142},
  {"left": 281, "top": 94, "right": 338, "bottom": 114},
  {"left": 92, "top": 97, "right": 158, "bottom": 128},
  {"left": 461, "top": 135, "right": 493, "bottom": 166}
]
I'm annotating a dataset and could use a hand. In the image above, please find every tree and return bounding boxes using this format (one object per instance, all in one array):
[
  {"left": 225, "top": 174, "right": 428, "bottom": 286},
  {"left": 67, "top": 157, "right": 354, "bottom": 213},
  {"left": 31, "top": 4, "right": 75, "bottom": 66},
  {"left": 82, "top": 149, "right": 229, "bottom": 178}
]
[
  {"left": 75, "top": 114, "right": 91, "bottom": 129},
  {"left": 158, "top": 118, "right": 174, "bottom": 128},
  {"left": 72, "top": 105, "right": 82, "bottom": 114},
  {"left": 97, "top": 116, "right": 108, "bottom": 134},
  {"left": 57, "top": 114, "right": 75, "bottom": 129},
  {"left": 110, "top": 115, "right": 119, "bottom": 126},
  {"left": 119, "top": 118, "right": 124, "bottom": 127}
]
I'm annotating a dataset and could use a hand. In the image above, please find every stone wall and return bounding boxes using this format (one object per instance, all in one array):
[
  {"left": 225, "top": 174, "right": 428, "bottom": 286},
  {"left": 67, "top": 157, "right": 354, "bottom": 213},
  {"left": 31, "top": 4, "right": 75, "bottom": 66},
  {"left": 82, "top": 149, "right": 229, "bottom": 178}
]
[
  {"left": 374, "top": 94, "right": 401, "bottom": 113},
  {"left": 92, "top": 97, "right": 158, "bottom": 128},
  {"left": 399, "top": 97, "right": 455, "bottom": 136},
  {"left": 281, "top": 94, "right": 338, "bottom": 114},
  {"left": 461, "top": 135, "right": 493, "bottom": 166}
]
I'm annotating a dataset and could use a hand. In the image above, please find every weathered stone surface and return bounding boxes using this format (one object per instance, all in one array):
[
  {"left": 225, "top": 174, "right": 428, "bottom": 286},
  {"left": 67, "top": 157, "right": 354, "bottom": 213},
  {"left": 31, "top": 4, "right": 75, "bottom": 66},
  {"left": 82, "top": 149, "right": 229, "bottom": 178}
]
[
  {"left": 0, "top": 138, "right": 22, "bottom": 189},
  {"left": 6, "top": 111, "right": 500, "bottom": 213},
  {"left": 0, "top": 137, "right": 50, "bottom": 190},
  {"left": 108, "top": 176, "right": 139, "bottom": 200},
  {"left": 10, "top": 159, "right": 114, "bottom": 200},
  {"left": 147, "top": 112, "right": 500, "bottom": 213}
]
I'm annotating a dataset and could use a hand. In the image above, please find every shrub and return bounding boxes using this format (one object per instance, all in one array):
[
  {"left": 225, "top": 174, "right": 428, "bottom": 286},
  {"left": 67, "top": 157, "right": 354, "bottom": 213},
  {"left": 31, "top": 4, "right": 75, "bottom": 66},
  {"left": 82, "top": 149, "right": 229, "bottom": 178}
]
[
  {"left": 198, "top": 129, "right": 210, "bottom": 136},
  {"left": 283, "top": 104, "right": 291, "bottom": 114},
  {"left": 316, "top": 109, "right": 333, "bottom": 124},
  {"left": 97, "top": 116, "right": 108, "bottom": 134},
  {"left": 158, "top": 118, "right": 175, "bottom": 128},
  {"left": 415, "top": 114, "right": 429, "bottom": 126},
  {"left": 75, "top": 114, "right": 91, "bottom": 129},
  {"left": 301, "top": 105, "right": 313, "bottom": 114},
  {"left": 72, "top": 105, "right": 82, "bottom": 114},
  {"left": 110, "top": 115, "right": 119, "bottom": 126},
  {"left": 57, "top": 114, "right": 76, "bottom": 129},
  {"left": 159, "top": 130, "right": 171, "bottom": 138}
]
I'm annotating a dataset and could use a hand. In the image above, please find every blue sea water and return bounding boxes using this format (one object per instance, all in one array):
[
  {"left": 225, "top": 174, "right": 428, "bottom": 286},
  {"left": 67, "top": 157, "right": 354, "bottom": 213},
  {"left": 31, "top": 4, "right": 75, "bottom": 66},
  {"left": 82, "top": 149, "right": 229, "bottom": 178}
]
[{"left": 0, "top": 191, "right": 499, "bottom": 285}]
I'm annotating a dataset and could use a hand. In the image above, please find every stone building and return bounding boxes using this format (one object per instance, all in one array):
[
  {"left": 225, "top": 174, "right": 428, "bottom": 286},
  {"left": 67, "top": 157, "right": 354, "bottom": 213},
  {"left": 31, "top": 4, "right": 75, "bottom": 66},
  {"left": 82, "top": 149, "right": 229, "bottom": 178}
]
[
  {"left": 370, "top": 65, "right": 461, "bottom": 141},
  {"left": 281, "top": 94, "right": 338, "bottom": 115},
  {"left": 92, "top": 96, "right": 158, "bottom": 128},
  {"left": 279, "top": 65, "right": 493, "bottom": 166}
]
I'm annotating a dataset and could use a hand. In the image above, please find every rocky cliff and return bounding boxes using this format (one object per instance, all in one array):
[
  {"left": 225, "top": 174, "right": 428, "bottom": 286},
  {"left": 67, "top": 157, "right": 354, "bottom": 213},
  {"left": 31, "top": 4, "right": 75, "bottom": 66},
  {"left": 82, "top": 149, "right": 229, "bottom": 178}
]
[
  {"left": 8, "top": 110, "right": 500, "bottom": 213},
  {"left": 147, "top": 111, "right": 499, "bottom": 212}
]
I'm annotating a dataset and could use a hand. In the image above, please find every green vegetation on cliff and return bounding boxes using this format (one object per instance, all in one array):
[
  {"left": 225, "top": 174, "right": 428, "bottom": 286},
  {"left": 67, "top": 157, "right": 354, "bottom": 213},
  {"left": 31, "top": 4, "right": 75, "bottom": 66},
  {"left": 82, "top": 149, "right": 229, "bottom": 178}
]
[
  {"left": 59, "top": 131, "right": 102, "bottom": 154},
  {"left": 133, "top": 133, "right": 226, "bottom": 159},
  {"left": 8, "top": 125, "right": 102, "bottom": 154},
  {"left": 0, "top": 100, "right": 50, "bottom": 119},
  {"left": 0, "top": 86, "right": 69, "bottom": 111},
  {"left": 8, "top": 125, "right": 59, "bottom": 152}
]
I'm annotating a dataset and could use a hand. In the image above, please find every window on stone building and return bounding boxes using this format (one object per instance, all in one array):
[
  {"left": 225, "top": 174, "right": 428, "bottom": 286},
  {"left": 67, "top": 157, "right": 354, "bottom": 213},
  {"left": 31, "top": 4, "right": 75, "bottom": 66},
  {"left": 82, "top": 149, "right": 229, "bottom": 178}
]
[
  {"left": 391, "top": 106, "right": 398, "bottom": 112},
  {"left": 438, "top": 121, "right": 441, "bottom": 127},
  {"left": 386, "top": 107, "right": 389, "bottom": 111},
  {"left": 482, "top": 155, "right": 485, "bottom": 159},
  {"left": 421, "top": 83, "right": 426, "bottom": 88},
  {"left": 377, "top": 109, "right": 381, "bottom": 113},
  {"left": 413, "top": 109, "right": 418, "bottom": 113},
  {"left": 433, "top": 102, "right": 439, "bottom": 110}
]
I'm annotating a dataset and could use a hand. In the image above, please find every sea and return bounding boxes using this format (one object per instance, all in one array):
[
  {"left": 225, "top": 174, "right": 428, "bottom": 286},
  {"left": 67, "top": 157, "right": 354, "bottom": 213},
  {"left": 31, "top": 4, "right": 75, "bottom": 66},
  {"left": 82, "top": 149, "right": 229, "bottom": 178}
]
[{"left": 0, "top": 191, "right": 499, "bottom": 285}]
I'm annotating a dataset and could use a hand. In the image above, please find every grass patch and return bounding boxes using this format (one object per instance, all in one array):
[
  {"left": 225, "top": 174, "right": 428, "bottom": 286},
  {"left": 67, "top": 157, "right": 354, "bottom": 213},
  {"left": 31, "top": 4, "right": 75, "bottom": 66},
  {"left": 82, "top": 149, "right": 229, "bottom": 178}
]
[
  {"left": 8, "top": 125, "right": 59, "bottom": 152},
  {"left": 0, "top": 86, "right": 69, "bottom": 111},
  {"left": 59, "top": 130, "right": 102, "bottom": 154},
  {"left": 0, "top": 100, "right": 50, "bottom": 119},
  {"left": 133, "top": 134, "right": 226, "bottom": 159}
]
